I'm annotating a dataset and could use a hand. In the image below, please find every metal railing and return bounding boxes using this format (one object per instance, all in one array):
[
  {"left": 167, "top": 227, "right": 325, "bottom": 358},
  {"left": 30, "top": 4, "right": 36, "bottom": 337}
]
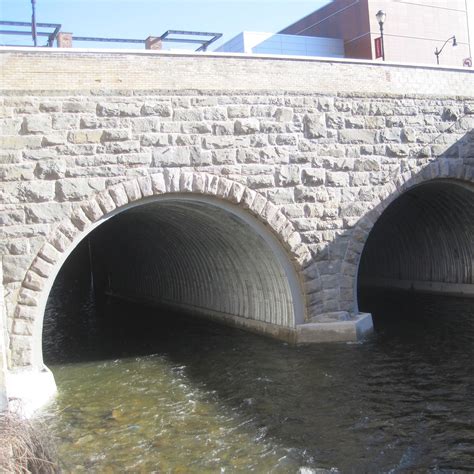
[
  {"left": 0, "top": 22, "right": 222, "bottom": 51},
  {"left": 0, "top": 20, "right": 61, "bottom": 47}
]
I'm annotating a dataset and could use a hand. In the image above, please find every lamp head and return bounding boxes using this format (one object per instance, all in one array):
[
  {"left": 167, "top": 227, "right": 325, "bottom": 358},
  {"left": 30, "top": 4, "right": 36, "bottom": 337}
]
[
  {"left": 376, "top": 10, "right": 386, "bottom": 26},
  {"left": 452, "top": 36, "right": 457, "bottom": 47}
]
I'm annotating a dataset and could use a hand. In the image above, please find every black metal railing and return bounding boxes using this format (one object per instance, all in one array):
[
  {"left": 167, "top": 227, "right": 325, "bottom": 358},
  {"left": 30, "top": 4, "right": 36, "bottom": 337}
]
[
  {"left": 0, "top": 20, "right": 61, "bottom": 47},
  {"left": 0, "top": 22, "right": 222, "bottom": 51}
]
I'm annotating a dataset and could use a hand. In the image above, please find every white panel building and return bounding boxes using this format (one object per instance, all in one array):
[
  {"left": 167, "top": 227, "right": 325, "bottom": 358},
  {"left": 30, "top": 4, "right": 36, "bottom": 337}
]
[{"left": 215, "top": 31, "right": 344, "bottom": 58}]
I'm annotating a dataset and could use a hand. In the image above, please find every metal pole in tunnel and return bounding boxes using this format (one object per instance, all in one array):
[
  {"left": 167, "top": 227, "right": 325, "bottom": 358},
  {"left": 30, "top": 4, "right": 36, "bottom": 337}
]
[{"left": 88, "top": 237, "right": 95, "bottom": 296}]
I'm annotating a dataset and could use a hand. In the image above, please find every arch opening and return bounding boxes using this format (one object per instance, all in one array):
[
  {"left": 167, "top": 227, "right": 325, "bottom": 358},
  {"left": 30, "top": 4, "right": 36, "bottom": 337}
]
[
  {"left": 42, "top": 196, "right": 304, "bottom": 363},
  {"left": 357, "top": 180, "right": 474, "bottom": 324}
]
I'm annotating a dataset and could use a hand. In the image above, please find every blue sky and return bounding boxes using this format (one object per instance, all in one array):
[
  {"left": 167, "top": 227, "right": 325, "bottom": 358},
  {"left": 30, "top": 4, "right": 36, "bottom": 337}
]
[{"left": 0, "top": 0, "right": 331, "bottom": 49}]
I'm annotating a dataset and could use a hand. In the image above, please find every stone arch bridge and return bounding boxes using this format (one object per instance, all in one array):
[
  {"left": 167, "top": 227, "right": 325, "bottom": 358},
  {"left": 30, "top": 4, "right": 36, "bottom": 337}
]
[{"left": 0, "top": 49, "right": 473, "bottom": 413}]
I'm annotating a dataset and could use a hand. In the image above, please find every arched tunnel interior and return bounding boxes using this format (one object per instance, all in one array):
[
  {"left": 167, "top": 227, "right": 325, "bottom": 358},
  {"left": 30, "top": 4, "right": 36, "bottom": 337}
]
[
  {"left": 43, "top": 198, "right": 298, "bottom": 363},
  {"left": 358, "top": 180, "right": 474, "bottom": 328}
]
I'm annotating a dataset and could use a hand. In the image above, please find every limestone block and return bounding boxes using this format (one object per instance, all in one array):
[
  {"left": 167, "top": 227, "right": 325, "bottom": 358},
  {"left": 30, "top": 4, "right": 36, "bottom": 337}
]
[
  {"left": 303, "top": 114, "right": 326, "bottom": 139},
  {"left": 211, "top": 149, "right": 236, "bottom": 165},
  {"left": 181, "top": 122, "right": 212, "bottom": 134},
  {"left": 82, "top": 200, "right": 104, "bottom": 222},
  {"left": 326, "top": 113, "right": 344, "bottom": 129},
  {"left": 123, "top": 180, "right": 142, "bottom": 202},
  {"left": 326, "top": 172, "right": 350, "bottom": 187},
  {"left": 56, "top": 179, "right": 94, "bottom": 201},
  {"left": 0, "top": 164, "right": 35, "bottom": 181},
  {"left": 62, "top": 101, "right": 95, "bottom": 113},
  {"left": 202, "top": 136, "right": 234, "bottom": 149},
  {"left": 97, "top": 103, "right": 141, "bottom": 117},
  {"left": 173, "top": 134, "right": 199, "bottom": 146},
  {"left": 0, "top": 151, "right": 22, "bottom": 164},
  {"left": 38, "top": 243, "right": 60, "bottom": 264},
  {"left": 22, "top": 115, "right": 51, "bottom": 134},
  {"left": 24, "top": 203, "right": 70, "bottom": 224},
  {"left": 17, "top": 287, "right": 40, "bottom": 307},
  {"left": 42, "top": 134, "right": 66, "bottom": 146},
  {"left": 234, "top": 119, "right": 260, "bottom": 135},
  {"left": 23, "top": 269, "right": 46, "bottom": 291},
  {"left": 190, "top": 149, "right": 212, "bottom": 166},
  {"left": 179, "top": 172, "right": 194, "bottom": 192},
  {"left": 101, "top": 129, "right": 131, "bottom": 141},
  {"left": 137, "top": 176, "right": 153, "bottom": 197},
  {"left": 192, "top": 173, "right": 206, "bottom": 193},
  {"left": 0, "top": 135, "right": 43, "bottom": 150},
  {"left": 273, "top": 107, "right": 293, "bottom": 122},
  {"left": 164, "top": 168, "right": 181, "bottom": 192},
  {"left": 261, "top": 201, "right": 278, "bottom": 223},
  {"left": 30, "top": 256, "right": 53, "bottom": 279},
  {"left": 153, "top": 147, "right": 190, "bottom": 167},
  {"left": 141, "top": 103, "right": 172, "bottom": 117},
  {"left": 2, "top": 256, "right": 33, "bottom": 284},
  {"left": 294, "top": 186, "right": 322, "bottom": 202},
  {"left": 344, "top": 116, "right": 364, "bottom": 129},
  {"left": 18, "top": 181, "right": 55, "bottom": 203},
  {"left": 381, "top": 128, "right": 401, "bottom": 142},
  {"left": 117, "top": 153, "right": 151, "bottom": 165},
  {"left": 204, "top": 174, "right": 219, "bottom": 195},
  {"left": 236, "top": 148, "right": 259, "bottom": 163},
  {"left": 212, "top": 123, "right": 233, "bottom": 136},
  {"left": 1, "top": 240, "right": 29, "bottom": 256},
  {"left": 79, "top": 115, "right": 98, "bottom": 129},
  {"left": 70, "top": 207, "right": 91, "bottom": 231},
  {"left": 173, "top": 109, "right": 203, "bottom": 121},
  {"left": 216, "top": 178, "right": 233, "bottom": 198},
  {"left": 266, "top": 188, "right": 294, "bottom": 204},
  {"left": 338, "top": 129, "right": 376, "bottom": 144},
  {"left": 240, "top": 188, "right": 257, "bottom": 209},
  {"left": 34, "top": 160, "right": 66, "bottom": 180},
  {"left": 249, "top": 193, "right": 266, "bottom": 215},
  {"left": 302, "top": 168, "right": 325, "bottom": 186},
  {"left": 247, "top": 174, "right": 274, "bottom": 188},
  {"left": 386, "top": 144, "right": 409, "bottom": 157},
  {"left": 228, "top": 182, "right": 245, "bottom": 203},
  {"left": 274, "top": 134, "right": 297, "bottom": 146},
  {"left": 12, "top": 319, "right": 33, "bottom": 336},
  {"left": 204, "top": 107, "right": 227, "bottom": 121},
  {"left": 227, "top": 105, "right": 250, "bottom": 118},
  {"left": 9, "top": 335, "right": 33, "bottom": 367},
  {"left": 39, "top": 102, "right": 61, "bottom": 112},
  {"left": 101, "top": 141, "right": 140, "bottom": 154},
  {"left": 0, "top": 118, "right": 23, "bottom": 135},
  {"left": 52, "top": 115, "right": 78, "bottom": 130},
  {"left": 150, "top": 174, "right": 166, "bottom": 194},
  {"left": 140, "top": 133, "right": 169, "bottom": 147}
]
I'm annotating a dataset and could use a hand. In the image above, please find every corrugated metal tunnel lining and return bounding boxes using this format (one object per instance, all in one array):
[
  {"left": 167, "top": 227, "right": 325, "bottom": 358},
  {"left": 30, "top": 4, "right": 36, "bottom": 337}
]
[
  {"left": 90, "top": 198, "right": 298, "bottom": 328},
  {"left": 358, "top": 180, "right": 474, "bottom": 292}
]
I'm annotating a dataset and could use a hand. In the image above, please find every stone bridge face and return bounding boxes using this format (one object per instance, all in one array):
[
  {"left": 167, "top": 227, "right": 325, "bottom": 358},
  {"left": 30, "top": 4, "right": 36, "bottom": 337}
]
[{"left": 0, "top": 49, "right": 473, "bottom": 412}]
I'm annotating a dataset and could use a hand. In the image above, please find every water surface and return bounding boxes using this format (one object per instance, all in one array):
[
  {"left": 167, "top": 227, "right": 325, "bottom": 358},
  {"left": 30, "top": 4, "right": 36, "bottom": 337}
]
[{"left": 43, "top": 270, "right": 474, "bottom": 473}]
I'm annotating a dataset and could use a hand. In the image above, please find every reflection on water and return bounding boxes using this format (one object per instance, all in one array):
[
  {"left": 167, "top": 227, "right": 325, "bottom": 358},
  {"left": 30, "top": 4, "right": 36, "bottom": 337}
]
[{"left": 43, "top": 266, "right": 474, "bottom": 472}]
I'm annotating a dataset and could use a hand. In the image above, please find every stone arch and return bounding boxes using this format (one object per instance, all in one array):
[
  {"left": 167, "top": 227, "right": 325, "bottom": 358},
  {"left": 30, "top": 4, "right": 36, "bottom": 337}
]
[
  {"left": 10, "top": 170, "right": 315, "bottom": 370},
  {"left": 341, "top": 160, "right": 474, "bottom": 313}
]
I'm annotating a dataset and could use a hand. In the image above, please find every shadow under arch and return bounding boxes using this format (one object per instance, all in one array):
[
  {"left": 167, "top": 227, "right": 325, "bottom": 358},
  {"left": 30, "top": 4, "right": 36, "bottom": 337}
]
[{"left": 356, "top": 177, "right": 474, "bottom": 315}]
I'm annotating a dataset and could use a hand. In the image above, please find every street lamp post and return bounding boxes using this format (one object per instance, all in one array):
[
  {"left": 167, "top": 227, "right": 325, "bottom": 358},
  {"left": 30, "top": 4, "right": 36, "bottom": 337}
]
[
  {"left": 434, "top": 36, "right": 457, "bottom": 65},
  {"left": 375, "top": 10, "right": 386, "bottom": 61},
  {"left": 31, "top": 0, "right": 37, "bottom": 46}
]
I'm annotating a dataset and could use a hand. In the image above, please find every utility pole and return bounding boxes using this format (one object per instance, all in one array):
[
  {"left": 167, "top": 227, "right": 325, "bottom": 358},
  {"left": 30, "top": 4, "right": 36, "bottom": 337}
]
[{"left": 31, "top": 0, "right": 37, "bottom": 46}]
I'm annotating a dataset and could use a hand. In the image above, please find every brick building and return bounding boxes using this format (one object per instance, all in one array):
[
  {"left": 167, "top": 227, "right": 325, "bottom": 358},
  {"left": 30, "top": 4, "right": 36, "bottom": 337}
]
[{"left": 280, "top": 0, "right": 472, "bottom": 67}]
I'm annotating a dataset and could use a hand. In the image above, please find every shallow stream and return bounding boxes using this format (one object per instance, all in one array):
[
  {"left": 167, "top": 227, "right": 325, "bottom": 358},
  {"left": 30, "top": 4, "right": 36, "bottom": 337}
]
[{"left": 42, "top": 270, "right": 474, "bottom": 472}]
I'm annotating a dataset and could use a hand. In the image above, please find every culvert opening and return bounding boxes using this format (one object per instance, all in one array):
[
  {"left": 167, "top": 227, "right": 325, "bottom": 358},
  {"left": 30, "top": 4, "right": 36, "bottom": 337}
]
[
  {"left": 357, "top": 180, "right": 474, "bottom": 329},
  {"left": 43, "top": 197, "right": 301, "bottom": 363}
]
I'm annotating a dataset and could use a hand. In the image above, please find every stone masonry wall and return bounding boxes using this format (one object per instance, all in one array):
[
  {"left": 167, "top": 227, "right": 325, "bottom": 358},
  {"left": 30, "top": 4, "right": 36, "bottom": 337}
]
[{"left": 1, "top": 51, "right": 474, "bottom": 368}]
